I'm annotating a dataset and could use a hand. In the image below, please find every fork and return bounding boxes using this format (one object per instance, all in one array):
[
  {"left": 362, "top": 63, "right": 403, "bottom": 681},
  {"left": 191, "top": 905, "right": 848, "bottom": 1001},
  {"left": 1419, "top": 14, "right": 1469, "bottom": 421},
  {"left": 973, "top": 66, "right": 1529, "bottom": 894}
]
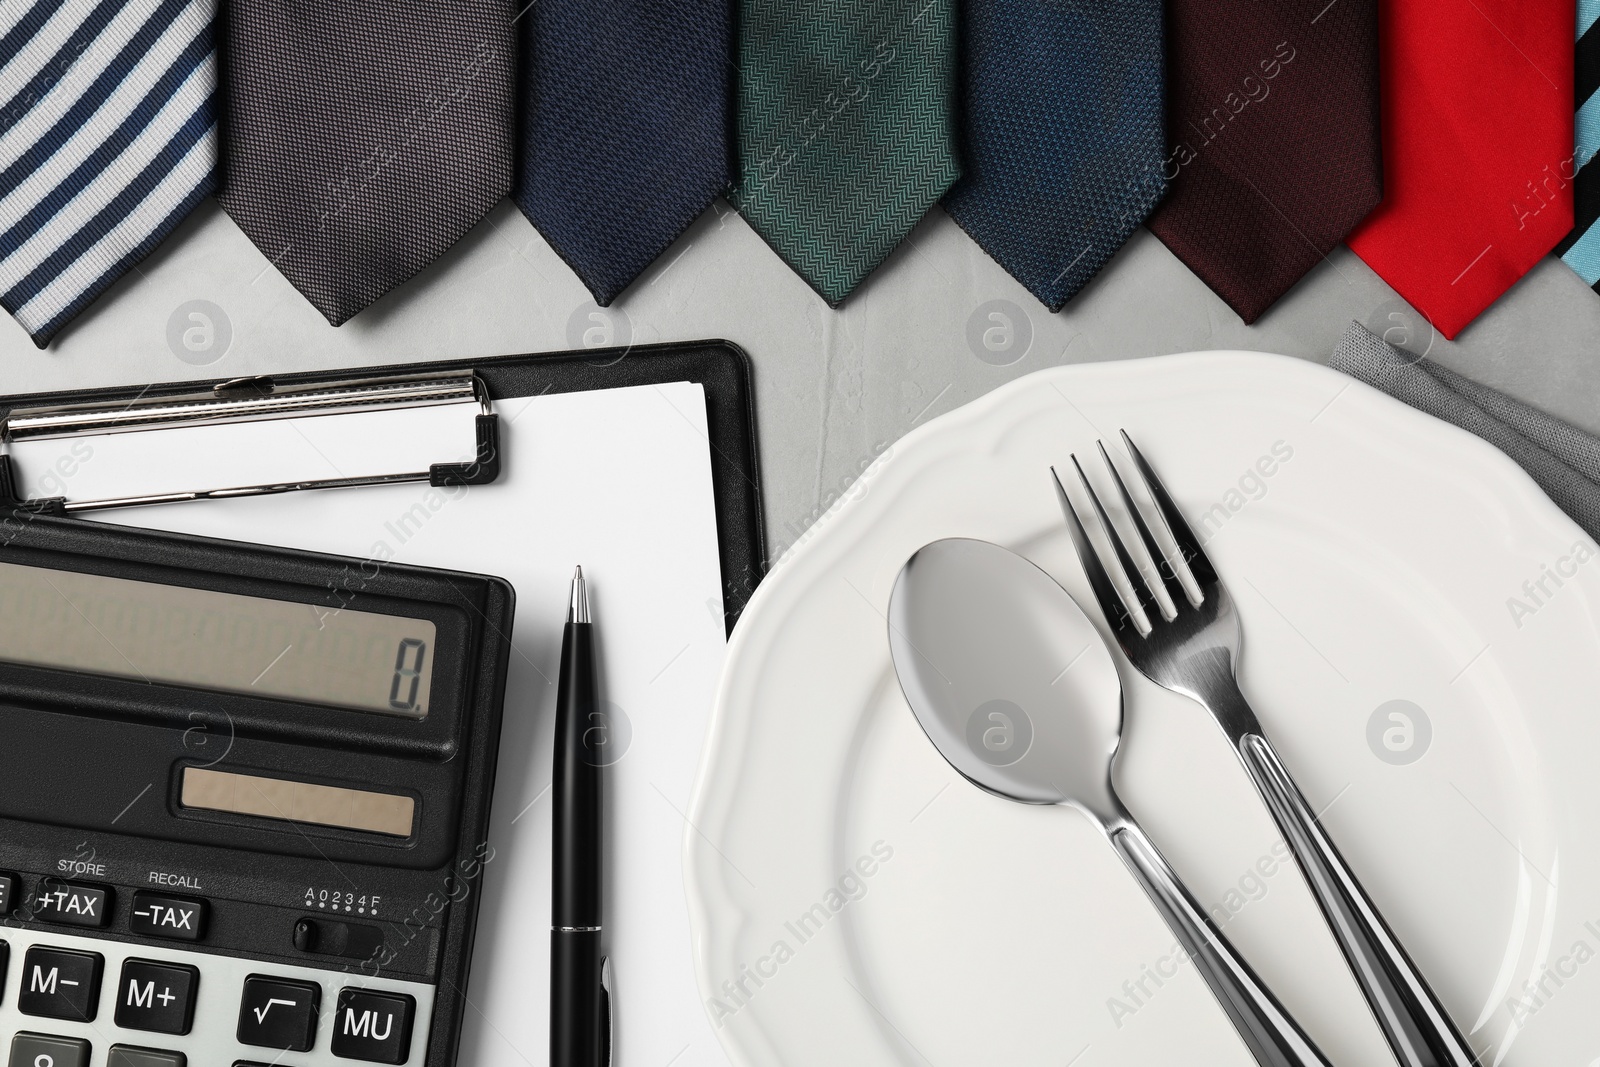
[{"left": 1051, "top": 431, "right": 1477, "bottom": 1067}]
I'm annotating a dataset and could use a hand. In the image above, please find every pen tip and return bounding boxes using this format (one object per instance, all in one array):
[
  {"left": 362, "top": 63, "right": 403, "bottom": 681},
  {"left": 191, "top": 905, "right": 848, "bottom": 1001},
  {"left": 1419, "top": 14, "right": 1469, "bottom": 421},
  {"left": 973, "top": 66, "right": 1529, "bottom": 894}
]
[{"left": 569, "top": 566, "right": 590, "bottom": 623}]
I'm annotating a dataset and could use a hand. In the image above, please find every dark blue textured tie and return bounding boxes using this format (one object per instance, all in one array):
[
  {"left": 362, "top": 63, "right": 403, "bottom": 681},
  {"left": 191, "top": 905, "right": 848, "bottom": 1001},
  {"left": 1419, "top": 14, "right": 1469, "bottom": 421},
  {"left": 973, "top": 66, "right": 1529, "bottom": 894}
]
[
  {"left": 943, "top": 0, "right": 1166, "bottom": 311},
  {"left": 515, "top": 0, "right": 730, "bottom": 307}
]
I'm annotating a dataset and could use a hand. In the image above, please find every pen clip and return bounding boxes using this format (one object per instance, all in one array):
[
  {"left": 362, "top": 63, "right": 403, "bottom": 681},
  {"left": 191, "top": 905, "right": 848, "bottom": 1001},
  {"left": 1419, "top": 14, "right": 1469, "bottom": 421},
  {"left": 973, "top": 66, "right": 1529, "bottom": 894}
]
[{"left": 600, "top": 955, "right": 613, "bottom": 1067}]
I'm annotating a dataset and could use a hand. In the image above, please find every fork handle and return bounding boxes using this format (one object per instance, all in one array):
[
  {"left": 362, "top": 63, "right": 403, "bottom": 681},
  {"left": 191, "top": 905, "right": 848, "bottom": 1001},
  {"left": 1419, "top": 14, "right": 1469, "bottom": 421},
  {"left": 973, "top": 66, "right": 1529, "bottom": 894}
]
[
  {"left": 1238, "top": 732, "right": 1478, "bottom": 1067},
  {"left": 1111, "top": 823, "right": 1334, "bottom": 1067}
]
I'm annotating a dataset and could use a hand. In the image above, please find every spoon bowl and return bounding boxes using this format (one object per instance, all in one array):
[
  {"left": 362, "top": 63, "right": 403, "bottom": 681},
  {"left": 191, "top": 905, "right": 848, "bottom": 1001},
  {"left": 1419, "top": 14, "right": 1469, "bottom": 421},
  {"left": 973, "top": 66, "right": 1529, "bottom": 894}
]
[{"left": 887, "top": 536, "right": 1123, "bottom": 816}]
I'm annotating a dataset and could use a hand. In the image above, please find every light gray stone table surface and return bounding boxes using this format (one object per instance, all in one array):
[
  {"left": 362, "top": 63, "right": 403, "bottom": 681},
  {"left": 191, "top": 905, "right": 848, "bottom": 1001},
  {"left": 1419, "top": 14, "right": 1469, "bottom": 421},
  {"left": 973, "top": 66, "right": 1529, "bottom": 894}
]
[{"left": 2, "top": 200, "right": 1595, "bottom": 562}]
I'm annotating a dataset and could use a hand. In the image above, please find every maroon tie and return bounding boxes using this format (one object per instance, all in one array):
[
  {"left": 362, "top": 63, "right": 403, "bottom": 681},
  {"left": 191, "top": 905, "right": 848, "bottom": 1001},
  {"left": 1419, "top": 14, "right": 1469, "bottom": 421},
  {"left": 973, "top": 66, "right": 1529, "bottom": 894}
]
[{"left": 1146, "top": 0, "right": 1382, "bottom": 323}]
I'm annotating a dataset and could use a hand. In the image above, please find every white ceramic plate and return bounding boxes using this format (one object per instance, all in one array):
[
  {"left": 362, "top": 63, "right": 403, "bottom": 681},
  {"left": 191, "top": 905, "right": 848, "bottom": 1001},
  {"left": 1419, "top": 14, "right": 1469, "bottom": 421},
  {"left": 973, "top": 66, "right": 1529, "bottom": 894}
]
[{"left": 686, "top": 352, "right": 1600, "bottom": 1067}]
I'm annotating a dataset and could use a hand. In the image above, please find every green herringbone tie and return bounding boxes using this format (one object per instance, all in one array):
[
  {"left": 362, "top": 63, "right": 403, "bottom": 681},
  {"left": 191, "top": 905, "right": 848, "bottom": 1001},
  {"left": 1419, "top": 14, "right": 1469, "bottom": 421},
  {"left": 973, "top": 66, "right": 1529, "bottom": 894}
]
[{"left": 732, "top": 0, "right": 959, "bottom": 306}]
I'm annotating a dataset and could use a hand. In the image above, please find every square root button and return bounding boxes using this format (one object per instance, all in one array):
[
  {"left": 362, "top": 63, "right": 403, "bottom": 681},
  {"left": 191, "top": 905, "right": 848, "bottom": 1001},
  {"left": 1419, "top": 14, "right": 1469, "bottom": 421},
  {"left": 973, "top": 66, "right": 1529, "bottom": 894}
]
[
  {"left": 330, "top": 989, "right": 415, "bottom": 1063},
  {"left": 237, "top": 976, "right": 319, "bottom": 1052}
]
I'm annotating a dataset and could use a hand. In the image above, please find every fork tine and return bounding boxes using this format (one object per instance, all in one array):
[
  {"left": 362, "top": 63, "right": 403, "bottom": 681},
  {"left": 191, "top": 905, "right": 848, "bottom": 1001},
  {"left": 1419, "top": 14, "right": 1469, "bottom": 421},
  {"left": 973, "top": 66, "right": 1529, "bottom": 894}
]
[
  {"left": 1070, "top": 452, "right": 1163, "bottom": 628},
  {"left": 1096, "top": 440, "right": 1189, "bottom": 615},
  {"left": 1050, "top": 465, "right": 1145, "bottom": 637},
  {"left": 1119, "top": 429, "right": 1219, "bottom": 588}
]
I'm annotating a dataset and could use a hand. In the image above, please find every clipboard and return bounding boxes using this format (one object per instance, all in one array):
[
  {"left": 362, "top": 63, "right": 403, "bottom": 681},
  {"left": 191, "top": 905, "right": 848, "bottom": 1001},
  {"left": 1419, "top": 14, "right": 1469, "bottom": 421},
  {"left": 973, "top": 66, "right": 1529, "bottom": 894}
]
[{"left": 0, "top": 339, "right": 767, "bottom": 630}]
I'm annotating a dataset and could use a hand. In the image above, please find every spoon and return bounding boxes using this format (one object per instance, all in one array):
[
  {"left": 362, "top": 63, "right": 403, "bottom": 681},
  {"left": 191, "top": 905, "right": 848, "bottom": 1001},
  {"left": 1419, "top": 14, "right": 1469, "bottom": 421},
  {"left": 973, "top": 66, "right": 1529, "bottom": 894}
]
[{"left": 887, "top": 537, "right": 1332, "bottom": 1067}]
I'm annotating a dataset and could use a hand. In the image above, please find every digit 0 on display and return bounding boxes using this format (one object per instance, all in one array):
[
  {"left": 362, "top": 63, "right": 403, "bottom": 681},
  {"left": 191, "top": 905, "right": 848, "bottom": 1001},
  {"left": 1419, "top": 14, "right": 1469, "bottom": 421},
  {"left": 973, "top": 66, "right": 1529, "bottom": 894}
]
[{"left": 389, "top": 638, "right": 429, "bottom": 714}]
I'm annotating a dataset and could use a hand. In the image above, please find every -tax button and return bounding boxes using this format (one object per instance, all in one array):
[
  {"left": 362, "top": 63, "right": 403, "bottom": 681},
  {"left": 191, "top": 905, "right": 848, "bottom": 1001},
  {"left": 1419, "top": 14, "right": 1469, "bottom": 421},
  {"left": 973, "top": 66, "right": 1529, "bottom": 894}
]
[
  {"left": 330, "top": 989, "right": 415, "bottom": 1063},
  {"left": 130, "top": 893, "right": 207, "bottom": 942}
]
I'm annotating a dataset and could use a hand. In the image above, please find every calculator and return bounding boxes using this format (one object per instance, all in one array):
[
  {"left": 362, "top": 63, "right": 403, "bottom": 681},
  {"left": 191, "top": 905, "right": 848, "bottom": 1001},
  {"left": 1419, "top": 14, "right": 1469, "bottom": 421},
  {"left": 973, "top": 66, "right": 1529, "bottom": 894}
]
[{"left": 0, "top": 511, "right": 515, "bottom": 1067}]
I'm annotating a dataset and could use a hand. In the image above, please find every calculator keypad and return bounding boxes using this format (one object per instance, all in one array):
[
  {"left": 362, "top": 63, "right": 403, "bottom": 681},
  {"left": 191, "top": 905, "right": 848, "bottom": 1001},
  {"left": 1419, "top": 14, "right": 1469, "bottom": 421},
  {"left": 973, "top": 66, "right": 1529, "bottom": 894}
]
[{"left": 0, "top": 928, "right": 434, "bottom": 1067}]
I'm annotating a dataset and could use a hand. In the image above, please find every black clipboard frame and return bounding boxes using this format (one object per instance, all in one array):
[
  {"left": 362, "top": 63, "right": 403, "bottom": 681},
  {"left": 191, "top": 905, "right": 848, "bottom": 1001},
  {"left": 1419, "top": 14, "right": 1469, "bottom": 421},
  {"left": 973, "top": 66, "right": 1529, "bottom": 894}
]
[{"left": 0, "top": 338, "right": 768, "bottom": 633}]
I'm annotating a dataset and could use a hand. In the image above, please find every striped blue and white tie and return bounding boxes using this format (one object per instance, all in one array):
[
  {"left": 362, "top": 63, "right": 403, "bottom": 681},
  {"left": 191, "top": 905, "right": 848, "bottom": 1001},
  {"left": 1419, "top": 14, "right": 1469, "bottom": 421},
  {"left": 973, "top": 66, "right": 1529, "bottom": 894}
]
[
  {"left": 0, "top": 0, "right": 217, "bottom": 348},
  {"left": 1560, "top": 0, "right": 1600, "bottom": 292}
]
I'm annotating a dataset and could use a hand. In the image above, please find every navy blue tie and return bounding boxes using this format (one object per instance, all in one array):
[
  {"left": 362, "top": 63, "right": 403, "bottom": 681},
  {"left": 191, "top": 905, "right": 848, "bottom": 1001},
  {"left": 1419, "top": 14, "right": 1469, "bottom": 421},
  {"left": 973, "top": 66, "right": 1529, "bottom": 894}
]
[
  {"left": 943, "top": 0, "right": 1166, "bottom": 311},
  {"left": 515, "top": 0, "right": 730, "bottom": 307}
]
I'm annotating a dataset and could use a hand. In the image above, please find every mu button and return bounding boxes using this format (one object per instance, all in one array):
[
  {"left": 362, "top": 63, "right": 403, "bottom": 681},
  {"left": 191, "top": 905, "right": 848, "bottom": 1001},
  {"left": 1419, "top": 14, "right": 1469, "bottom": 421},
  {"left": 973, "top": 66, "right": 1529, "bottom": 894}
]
[
  {"left": 330, "top": 988, "right": 415, "bottom": 1063},
  {"left": 18, "top": 946, "right": 104, "bottom": 1021},
  {"left": 115, "top": 960, "right": 198, "bottom": 1035}
]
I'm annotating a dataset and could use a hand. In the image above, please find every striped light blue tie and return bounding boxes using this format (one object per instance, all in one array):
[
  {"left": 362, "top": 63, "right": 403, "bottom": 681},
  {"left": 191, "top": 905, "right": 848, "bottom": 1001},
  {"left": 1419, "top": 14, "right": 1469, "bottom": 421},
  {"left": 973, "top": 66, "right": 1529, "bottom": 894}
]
[
  {"left": 0, "top": 0, "right": 217, "bottom": 348},
  {"left": 1559, "top": 0, "right": 1600, "bottom": 291}
]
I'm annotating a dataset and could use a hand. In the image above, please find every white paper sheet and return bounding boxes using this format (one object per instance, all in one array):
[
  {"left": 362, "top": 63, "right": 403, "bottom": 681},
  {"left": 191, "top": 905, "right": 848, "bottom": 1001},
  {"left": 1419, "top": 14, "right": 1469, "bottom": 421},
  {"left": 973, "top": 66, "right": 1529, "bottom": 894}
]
[{"left": 70, "top": 381, "right": 732, "bottom": 1067}]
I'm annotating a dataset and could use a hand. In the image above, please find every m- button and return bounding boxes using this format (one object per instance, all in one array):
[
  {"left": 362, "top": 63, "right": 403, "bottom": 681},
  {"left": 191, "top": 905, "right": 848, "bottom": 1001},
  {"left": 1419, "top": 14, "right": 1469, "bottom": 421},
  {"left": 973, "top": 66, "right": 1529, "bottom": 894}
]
[
  {"left": 17, "top": 946, "right": 104, "bottom": 1021},
  {"left": 130, "top": 893, "right": 207, "bottom": 942},
  {"left": 115, "top": 960, "right": 198, "bottom": 1035},
  {"left": 30, "top": 882, "right": 111, "bottom": 928}
]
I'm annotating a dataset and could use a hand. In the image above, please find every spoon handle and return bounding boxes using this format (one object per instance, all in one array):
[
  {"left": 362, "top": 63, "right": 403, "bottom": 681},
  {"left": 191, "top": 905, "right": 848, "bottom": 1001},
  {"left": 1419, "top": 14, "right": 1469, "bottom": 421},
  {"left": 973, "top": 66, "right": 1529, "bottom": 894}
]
[{"left": 1111, "top": 824, "right": 1334, "bottom": 1067}]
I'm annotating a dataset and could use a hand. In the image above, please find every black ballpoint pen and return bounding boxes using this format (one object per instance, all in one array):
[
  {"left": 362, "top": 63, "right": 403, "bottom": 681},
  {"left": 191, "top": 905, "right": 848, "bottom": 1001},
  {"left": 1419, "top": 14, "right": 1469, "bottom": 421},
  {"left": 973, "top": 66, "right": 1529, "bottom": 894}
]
[{"left": 552, "top": 566, "right": 610, "bottom": 1067}]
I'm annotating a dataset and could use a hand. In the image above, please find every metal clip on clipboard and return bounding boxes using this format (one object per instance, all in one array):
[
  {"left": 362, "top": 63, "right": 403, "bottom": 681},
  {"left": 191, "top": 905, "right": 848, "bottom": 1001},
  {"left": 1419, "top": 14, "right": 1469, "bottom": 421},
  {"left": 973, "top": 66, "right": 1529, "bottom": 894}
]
[{"left": 0, "top": 370, "right": 501, "bottom": 514}]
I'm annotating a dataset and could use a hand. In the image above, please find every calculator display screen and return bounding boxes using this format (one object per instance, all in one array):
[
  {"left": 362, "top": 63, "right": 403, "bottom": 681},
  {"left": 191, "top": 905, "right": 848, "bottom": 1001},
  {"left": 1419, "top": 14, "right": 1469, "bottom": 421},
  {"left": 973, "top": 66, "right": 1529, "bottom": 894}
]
[{"left": 0, "top": 560, "right": 435, "bottom": 717}]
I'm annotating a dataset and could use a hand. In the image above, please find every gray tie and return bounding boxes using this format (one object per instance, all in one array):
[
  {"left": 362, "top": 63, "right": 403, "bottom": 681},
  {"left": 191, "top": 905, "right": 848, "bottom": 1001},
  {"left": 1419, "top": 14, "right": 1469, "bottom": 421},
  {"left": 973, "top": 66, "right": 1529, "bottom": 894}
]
[{"left": 218, "top": 0, "right": 514, "bottom": 325}]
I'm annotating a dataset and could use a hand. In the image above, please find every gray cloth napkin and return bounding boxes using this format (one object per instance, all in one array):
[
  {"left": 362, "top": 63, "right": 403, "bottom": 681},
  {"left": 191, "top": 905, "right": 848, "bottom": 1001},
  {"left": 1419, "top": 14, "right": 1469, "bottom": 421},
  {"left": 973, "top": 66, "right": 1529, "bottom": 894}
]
[{"left": 1329, "top": 321, "right": 1600, "bottom": 541}]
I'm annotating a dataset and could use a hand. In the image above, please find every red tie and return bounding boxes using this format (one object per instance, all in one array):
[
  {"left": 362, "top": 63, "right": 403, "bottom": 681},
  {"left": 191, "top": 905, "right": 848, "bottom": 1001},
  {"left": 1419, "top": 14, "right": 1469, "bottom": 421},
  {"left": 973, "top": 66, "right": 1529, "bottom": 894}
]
[{"left": 1347, "top": 0, "right": 1574, "bottom": 339}]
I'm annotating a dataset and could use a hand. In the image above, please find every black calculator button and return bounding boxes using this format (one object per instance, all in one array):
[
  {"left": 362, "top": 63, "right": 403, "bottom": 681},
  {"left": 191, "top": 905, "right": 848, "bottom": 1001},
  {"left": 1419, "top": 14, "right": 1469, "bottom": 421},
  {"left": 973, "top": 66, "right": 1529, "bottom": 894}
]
[
  {"left": 330, "top": 988, "right": 415, "bottom": 1063},
  {"left": 0, "top": 942, "right": 8, "bottom": 1001},
  {"left": 0, "top": 871, "right": 18, "bottom": 915},
  {"left": 29, "top": 882, "right": 111, "bottom": 928},
  {"left": 106, "top": 1046, "right": 186, "bottom": 1067},
  {"left": 129, "top": 893, "right": 207, "bottom": 942},
  {"left": 18, "top": 946, "right": 103, "bottom": 1021},
  {"left": 9, "top": 1032, "right": 90, "bottom": 1067},
  {"left": 237, "top": 976, "right": 319, "bottom": 1052},
  {"left": 114, "top": 960, "right": 198, "bottom": 1035}
]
